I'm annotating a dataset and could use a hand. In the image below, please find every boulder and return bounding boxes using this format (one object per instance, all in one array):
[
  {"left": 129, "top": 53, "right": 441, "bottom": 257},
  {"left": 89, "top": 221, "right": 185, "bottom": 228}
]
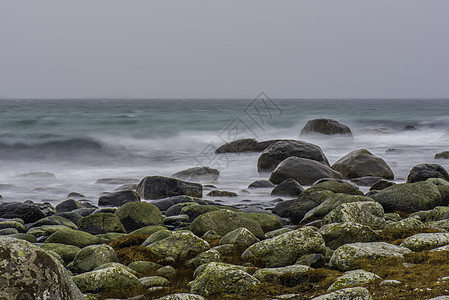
[
  {"left": 181, "top": 204, "right": 240, "bottom": 222},
  {"left": 78, "top": 213, "right": 126, "bottom": 234},
  {"left": 296, "top": 253, "right": 325, "bottom": 268},
  {"left": 155, "top": 293, "right": 206, "bottom": 300},
  {"left": 128, "top": 261, "right": 163, "bottom": 274},
  {"left": 137, "top": 176, "right": 203, "bottom": 200},
  {"left": 269, "top": 157, "right": 343, "bottom": 185},
  {"left": 271, "top": 178, "right": 304, "bottom": 197},
  {"left": 308, "top": 180, "right": 363, "bottom": 195},
  {"left": 115, "top": 201, "right": 163, "bottom": 232},
  {"left": 190, "top": 210, "right": 265, "bottom": 239},
  {"left": 407, "top": 164, "right": 449, "bottom": 183},
  {"left": 0, "top": 236, "right": 85, "bottom": 299},
  {"left": 371, "top": 181, "right": 442, "bottom": 213},
  {"left": 258, "top": 140, "right": 330, "bottom": 173},
  {"left": 219, "top": 227, "right": 260, "bottom": 248},
  {"left": 287, "top": 190, "right": 334, "bottom": 224},
  {"left": 206, "top": 190, "right": 238, "bottom": 197},
  {"left": 272, "top": 199, "right": 295, "bottom": 218},
  {"left": 383, "top": 217, "right": 424, "bottom": 230},
  {"left": 435, "top": 151, "right": 449, "bottom": 159},
  {"left": 0, "top": 220, "right": 26, "bottom": 233},
  {"left": 139, "top": 276, "right": 170, "bottom": 288},
  {"left": 189, "top": 263, "right": 260, "bottom": 296},
  {"left": 215, "top": 138, "right": 280, "bottom": 153},
  {"left": 55, "top": 199, "right": 85, "bottom": 213},
  {"left": 329, "top": 242, "right": 412, "bottom": 271},
  {"left": 72, "top": 266, "right": 141, "bottom": 293},
  {"left": 400, "top": 233, "right": 449, "bottom": 251},
  {"left": 242, "top": 212, "right": 283, "bottom": 232},
  {"left": 157, "top": 265, "right": 177, "bottom": 280},
  {"left": 28, "top": 215, "right": 78, "bottom": 230},
  {"left": 171, "top": 167, "right": 219, "bottom": 182},
  {"left": 72, "top": 244, "right": 118, "bottom": 273},
  {"left": 300, "top": 119, "right": 352, "bottom": 136},
  {"left": 146, "top": 230, "right": 210, "bottom": 261},
  {"left": 0, "top": 202, "right": 53, "bottom": 223},
  {"left": 370, "top": 179, "right": 396, "bottom": 191},
  {"left": 318, "top": 222, "right": 379, "bottom": 250},
  {"left": 351, "top": 176, "right": 384, "bottom": 186},
  {"left": 331, "top": 149, "right": 394, "bottom": 180},
  {"left": 186, "top": 249, "right": 222, "bottom": 269},
  {"left": 322, "top": 201, "right": 385, "bottom": 229},
  {"left": 248, "top": 180, "right": 275, "bottom": 188},
  {"left": 328, "top": 269, "right": 381, "bottom": 292},
  {"left": 311, "top": 287, "right": 373, "bottom": 300},
  {"left": 253, "top": 265, "right": 312, "bottom": 284},
  {"left": 242, "top": 227, "right": 326, "bottom": 267},
  {"left": 45, "top": 228, "right": 101, "bottom": 248},
  {"left": 98, "top": 190, "right": 140, "bottom": 207},
  {"left": 40, "top": 243, "right": 81, "bottom": 265}
]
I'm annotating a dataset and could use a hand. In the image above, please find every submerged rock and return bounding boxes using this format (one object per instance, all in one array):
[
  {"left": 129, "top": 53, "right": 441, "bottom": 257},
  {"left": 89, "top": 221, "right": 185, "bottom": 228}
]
[
  {"left": 300, "top": 118, "right": 352, "bottom": 136},
  {"left": 137, "top": 176, "right": 203, "bottom": 200},
  {"left": 171, "top": 167, "right": 219, "bottom": 182},
  {"left": 435, "top": 151, "right": 449, "bottom": 159}
]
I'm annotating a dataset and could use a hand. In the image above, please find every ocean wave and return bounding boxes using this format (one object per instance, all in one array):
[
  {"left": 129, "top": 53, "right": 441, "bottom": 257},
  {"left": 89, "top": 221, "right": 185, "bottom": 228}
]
[{"left": 0, "top": 136, "right": 104, "bottom": 152}]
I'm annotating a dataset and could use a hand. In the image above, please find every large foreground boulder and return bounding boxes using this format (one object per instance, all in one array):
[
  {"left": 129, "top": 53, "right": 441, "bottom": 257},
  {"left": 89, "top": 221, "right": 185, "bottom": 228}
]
[
  {"left": 269, "top": 157, "right": 343, "bottom": 185},
  {"left": 0, "top": 236, "right": 85, "bottom": 299},
  {"left": 407, "top": 164, "right": 449, "bottom": 183},
  {"left": 331, "top": 149, "right": 394, "bottom": 179},
  {"left": 371, "top": 181, "right": 442, "bottom": 213},
  {"left": 257, "top": 140, "right": 329, "bottom": 173},
  {"left": 171, "top": 167, "right": 219, "bottom": 182},
  {"left": 300, "top": 119, "right": 352, "bottom": 136},
  {"left": 137, "top": 176, "right": 203, "bottom": 200}
]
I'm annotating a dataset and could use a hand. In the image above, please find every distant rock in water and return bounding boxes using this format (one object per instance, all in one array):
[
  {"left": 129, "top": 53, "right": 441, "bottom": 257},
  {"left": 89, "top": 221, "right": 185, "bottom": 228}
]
[
  {"left": 435, "top": 151, "right": 449, "bottom": 159},
  {"left": 171, "top": 167, "right": 219, "bottom": 182},
  {"left": 300, "top": 118, "right": 352, "bottom": 136},
  {"left": 215, "top": 138, "right": 281, "bottom": 153},
  {"left": 136, "top": 176, "right": 203, "bottom": 200},
  {"left": 95, "top": 178, "right": 139, "bottom": 185},
  {"left": 358, "top": 128, "right": 395, "bottom": 135},
  {"left": 248, "top": 180, "right": 275, "bottom": 189},
  {"left": 403, "top": 125, "right": 417, "bottom": 131}
]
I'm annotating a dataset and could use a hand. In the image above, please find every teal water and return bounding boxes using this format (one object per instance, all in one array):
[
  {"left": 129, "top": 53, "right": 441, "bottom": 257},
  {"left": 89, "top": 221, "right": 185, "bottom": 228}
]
[{"left": 0, "top": 98, "right": 448, "bottom": 205}]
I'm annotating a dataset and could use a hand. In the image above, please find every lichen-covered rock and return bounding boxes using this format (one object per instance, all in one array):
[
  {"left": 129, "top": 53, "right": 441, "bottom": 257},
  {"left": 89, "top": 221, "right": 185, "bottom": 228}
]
[
  {"left": 328, "top": 269, "right": 381, "bottom": 291},
  {"left": 45, "top": 228, "right": 101, "bottom": 248},
  {"left": 265, "top": 227, "right": 292, "bottom": 239},
  {"left": 189, "top": 263, "right": 260, "bottom": 297},
  {"left": 72, "top": 266, "right": 141, "bottom": 293},
  {"left": 383, "top": 217, "right": 424, "bottom": 230},
  {"left": 98, "top": 190, "right": 140, "bottom": 207},
  {"left": 407, "top": 164, "right": 449, "bottom": 183},
  {"left": 78, "top": 213, "right": 126, "bottom": 234},
  {"left": 40, "top": 243, "right": 81, "bottom": 265},
  {"left": 93, "top": 262, "right": 137, "bottom": 276},
  {"left": 142, "top": 229, "right": 173, "bottom": 246},
  {"left": 181, "top": 204, "right": 240, "bottom": 222},
  {"left": 331, "top": 149, "right": 394, "bottom": 180},
  {"left": 0, "top": 236, "right": 85, "bottom": 299},
  {"left": 157, "top": 265, "right": 177, "bottom": 280},
  {"left": 373, "top": 181, "right": 442, "bottom": 213},
  {"left": 322, "top": 201, "right": 385, "bottom": 230},
  {"left": 253, "top": 264, "right": 312, "bottom": 284},
  {"left": 136, "top": 176, "right": 203, "bottom": 200},
  {"left": 190, "top": 210, "right": 265, "bottom": 239},
  {"left": 155, "top": 293, "right": 206, "bottom": 300},
  {"left": 115, "top": 201, "right": 163, "bottom": 232},
  {"left": 311, "top": 287, "right": 373, "bottom": 300},
  {"left": 219, "top": 227, "right": 260, "bottom": 248},
  {"left": 186, "top": 249, "right": 222, "bottom": 269},
  {"left": 257, "top": 140, "right": 330, "bottom": 173},
  {"left": 146, "top": 230, "right": 210, "bottom": 261},
  {"left": 242, "top": 227, "right": 326, "bottom": 267},
  {"left": 269, "top": 157, "right": 343, "bottom": 185},
  {"left": 400, "top": 233, "right": 449, "bottom": 251},
  {"left": 171, "top": 167, "right": 219, "bottom": 182},
  {"left": 139, "top": 276, "right": 170, "bottom": 288},
  {"left": 72, "top": 244, "right": 118, "bottom": 273},
  {"left": 128, "top": 261, "right": 163, "bottom": 274},
  {"left": 329, "top": 242, "right": 412, "bottom": 271},
  {"left": 318, "top": 222, "right": 379, "bottom": 250}
]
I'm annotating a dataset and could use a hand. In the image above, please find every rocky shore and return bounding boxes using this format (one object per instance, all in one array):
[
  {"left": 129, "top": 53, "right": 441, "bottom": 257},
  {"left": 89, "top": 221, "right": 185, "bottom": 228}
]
[{"left": 2, "top": 120, "right": 449, "bottom": 299}]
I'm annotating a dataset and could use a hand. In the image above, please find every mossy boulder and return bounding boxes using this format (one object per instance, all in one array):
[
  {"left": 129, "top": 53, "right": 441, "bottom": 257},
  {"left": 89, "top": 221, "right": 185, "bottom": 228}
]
[
  {"left": 318, "top": 222, "right": 379, "bottom": 250},
  {"left": 371, "top": 181, "right": 442, "bottom": 213},
  {"left": 72, "top": 266, "right": 141, "bottom": 293},
  {"left": 0, "top": 236, "right": 85, "bottom": 299},
  {"left": 322, "top": 201, "right": 385, "bottom": 230},
  {"left": 242, "top": 227, "right": 326, "bottom": 267},
  {"left": 181, "top": 204, "right": 240, "bottom": 222},
  {"left": 146, "top": 230, "right": 210, "bottom": 261},
  {"left": 136, "top": 176, "right": 203, "bottom": 200},
  {"left": 190, "top": 210, "right": 265, "bottom": 239},
  {"left": 45, "top": 228, "right": 101, "bottom": 248},
  {"left": 93, "top": 262, "right": 137, "bottom": 276},
  {"left": 115, "top": 201, "right": 163, "bottom": 232},
  {"left": 312, "top": 287, "right": 373, "bottom": 300},
  {"left": 0, "top": 228, "right": 18, "bottom": 235},
  {"left": 331, "top": 149, "right": 394, "bottom": 180},
  {"left": 27, "top": 224, "right": 69, "bottom": 238},
  {"left": 72, "top": 244, "right": 118, "bottom": 273},
  {"left": 129, "top": 225, "right": 167, "bottom": 236},
  {"left": 219, "top": 227, "right": 260, "bottom": 248},
  {"left": 327, "top": 269, "right": 381, "bottom": 291},
  {"left": 253, "top": 264, "right": 312, "bottom": 284},
  {"left": 186, "top": 249, "right": 222, "bottom": 269},
  {"left": 40, "top": 243, "right": 81, "bottom": 265},
  {"left": 400, "top": 233, "right": 449, "bottom": 251},
  {"left": 265, "top": 227, "right": 292, "bottom": 239},
  {"left": 78, "top": 213, "right": 126, "bottom": 234},
  {"left": 139, "top": 276, "right": 170, "bottom": 288},
  {"left": 154, "top": 294, "right": 206, "bottom": 300},
  {"left": 242, "top": 212, "right": 283, "bottom": 232},
  {"left": 329, "top": 242, "right": 412, "bottom": 271},
  {"left": 142, "top": 230, "right": 173, "bottom": 246},
  {"left": 9, "top": 233, "right": 37, "bottom": 243},
  {"left": 128, "top": 261, "right": 163, "bottom": 274},
  {"left": 0, "top": 220, "right": 26, "bottom": 233},
  {"left": 308, "top": 180, "right": 364, "bottom": 195},
  {"left": 189, "top": 263, "right": 260, "bottom": 297},
  {"left": 29, "top": 215, "right": 78, "bottom": 230},
  {"left": 156, "top": 265, "right": 177, "bottom": 280}
]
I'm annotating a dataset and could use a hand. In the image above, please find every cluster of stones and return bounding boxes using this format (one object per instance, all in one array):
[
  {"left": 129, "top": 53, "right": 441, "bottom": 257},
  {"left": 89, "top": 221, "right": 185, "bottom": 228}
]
[{"left": 2, "top": 118, "right": 449, "bottom": 299}]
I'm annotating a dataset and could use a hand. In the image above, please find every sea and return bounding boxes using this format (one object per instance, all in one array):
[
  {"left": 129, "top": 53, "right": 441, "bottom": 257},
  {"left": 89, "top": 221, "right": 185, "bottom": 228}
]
[{"left": 0, "top": 97, "right": 448, "bottom": 208}]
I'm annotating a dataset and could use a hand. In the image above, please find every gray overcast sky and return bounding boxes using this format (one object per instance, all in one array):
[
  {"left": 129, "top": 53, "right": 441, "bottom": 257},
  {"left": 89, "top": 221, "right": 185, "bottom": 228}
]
[{"left": 1, "top": 1, "right": 449, "bottom": 99}]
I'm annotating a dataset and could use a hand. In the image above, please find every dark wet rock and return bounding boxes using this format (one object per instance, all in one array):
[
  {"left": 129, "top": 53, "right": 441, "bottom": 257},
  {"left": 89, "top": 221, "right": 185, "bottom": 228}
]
[
  {"left": 272, "top": 200, "right": 295, "bottom": 218},
  {"left": 269, "top": 157, "right": 343, "bottom": 185},
  {"left": 407, "top": 163, "right": 449, "bottom": 183},
  {"left": 358, "top": 128, "right": 395, "bottom": 134},
  {"left": 137, "top": 176, "right": 203, "bottom": 200},
  {"left": 56, "top": 199, "right": 85, "bottom": 213},
  {"left": 309, "top": 180, "right": 363, "bottom": 195},
  {"left": 372, "top": 181, "right": 442, "bottom": 213},
  {"left": 71, "top": 207, "right": 96, "bottom": 217},
  {"left": 248, "top": 180, "right": 275, "bottom": 189},
  {"left": 215, "top": 138, "right": 279, "bottom": 153},
  {"left": 0, "top": 201, "right": 53, "bottom": 223},
  {"left": 287, "top": 190, "right": 334, "bottom": 224},
  {"left": 17, "top": 172, "right": 57, "bottom": 180},
  {"left": 166, "top": 202, "right": 199, "bottom": 217},
  {"left": 295, "top": 253, "right": 325, "bottom": 268},
  {"left": 300, "top": 118, "right": 352, "bottom": 136},
  {"left": 27, "top": 215, "right": 78, "bottom": 231},
  {"left": 115, "top": 183, "right": 138, "bottom": 191},
  {"left": 0, "top": 236, "right": 85, "bottom": 299},
  {"left": 171, "top": 167, "right": 219, "bottom": 182},
  {"left": 350, "top": 176, "right": 384, "bottom": 186},
  {"left": 271, "top": 178, "right": 304, "bottom": 197},
  {"left": 370, "top": 179, "right": 396, "bottom": 191},
  {"left": 435, "top": 151, "right": 449, "bottom": 159},
  {"left": 331, "top": 149, "right": 394, "bottom": 179},
  {"left": 206, "top": 190, "right": 238, "bottom": 197},
  {"left": 257, "top": 140, "right": 329, "bottom": 173},
  {"left": 115, "top": 202, "right": 163, "bottom": 232},
  {"left": 95, "top": 178, "right": 139, "bottom": 185},
  {"left": 98, "top": 190, "right": 140, "bottom": 207},
  {"left": 151, "top": 196, "right": 213, "bottom": 212},
  {"left": 67, "top": 192, "right": 85, "bottom": 198},
  {"left": 403, "top": 125, "right": 417, "bottom": 131},
  {"left": 78, "top": 213, "right": 126, "bottom": 234},
  {"left": 92, "top": 207, "right": 117, "bottom": 214}
]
